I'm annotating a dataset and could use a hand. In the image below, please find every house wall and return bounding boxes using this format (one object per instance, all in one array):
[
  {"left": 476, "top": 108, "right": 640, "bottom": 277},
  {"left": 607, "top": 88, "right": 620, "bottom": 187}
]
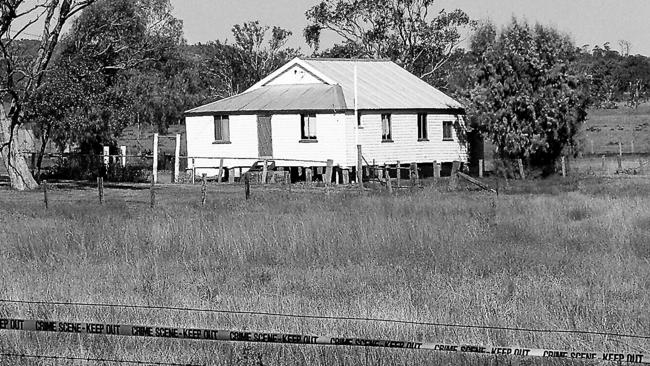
[
  {"left": 185, "top": 114, "right": 259, "bottom": 177},
  {"left": 344, "top": 112, "right": 468, "bottom": 167},
  {"left": 271, "top": 113, "right": 347, "bottom": 166},
  {"left": 185, "top": 112, "right": 348, "bottom": 177}
]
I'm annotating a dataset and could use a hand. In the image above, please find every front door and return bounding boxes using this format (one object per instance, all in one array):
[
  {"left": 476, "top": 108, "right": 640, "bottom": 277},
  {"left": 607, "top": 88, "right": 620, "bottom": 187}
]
[{"left": 257, "top": 115, "right": 273, "bottom": 157}]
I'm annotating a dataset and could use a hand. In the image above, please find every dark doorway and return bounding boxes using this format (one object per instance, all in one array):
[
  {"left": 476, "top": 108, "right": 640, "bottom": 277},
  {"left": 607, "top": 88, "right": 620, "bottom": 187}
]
[{"left": 257, "top": 115, "right": 273, "bottom": 157}]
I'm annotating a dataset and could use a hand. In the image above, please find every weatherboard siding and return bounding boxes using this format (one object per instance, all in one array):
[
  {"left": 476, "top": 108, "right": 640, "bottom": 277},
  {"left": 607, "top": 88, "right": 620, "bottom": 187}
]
[
  {"left": 344, "top": 113, "right": 467, "bottom": 167},
  {"left": 185, "top": 115, "right": 259, "bottom": 176},
  {"left": 271, "top": 113, "right": 347, "bottom": 166}
]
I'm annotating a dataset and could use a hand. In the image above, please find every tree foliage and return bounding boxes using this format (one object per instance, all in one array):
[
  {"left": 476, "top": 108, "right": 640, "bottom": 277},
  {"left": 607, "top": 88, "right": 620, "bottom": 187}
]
[
  {"left": 304, "top": 0, "right": 474, "bottom": 85},
  {"left": 198, "top": 21, "right": 301, "bottom": 98},
  {"left": 464, "top": 19, "right": 589, "bottom": 168}
]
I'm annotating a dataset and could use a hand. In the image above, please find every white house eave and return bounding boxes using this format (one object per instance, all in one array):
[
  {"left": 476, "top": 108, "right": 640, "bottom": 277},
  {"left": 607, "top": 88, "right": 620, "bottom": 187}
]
[{"left": 244, "top": 57, "right": 338, "bottom": 92}]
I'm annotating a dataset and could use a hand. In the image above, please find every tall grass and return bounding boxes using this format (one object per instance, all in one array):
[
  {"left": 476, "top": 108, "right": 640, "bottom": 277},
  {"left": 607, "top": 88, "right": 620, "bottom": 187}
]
[{"left": 0, "top": 179, "right": 649, "bottom": 365}]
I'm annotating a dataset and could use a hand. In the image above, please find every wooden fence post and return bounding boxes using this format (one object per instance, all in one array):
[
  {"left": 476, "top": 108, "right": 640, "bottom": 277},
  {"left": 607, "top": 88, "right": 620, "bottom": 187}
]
[
  {"left": 385, "top": 163, "right": 393, "bottom": 194},
  {"left": 617, "top": 155, "right": 622, "bottom": 172},
  {"left": 517, "top": 159, "right": 525, "bottom": 179},
  {"left": 191, "top": 158, "right": 196, "bottom": 184},
  {"left": 120, "top": 146, "right": 127, "bottom": 168},
  {"left": 601, "top": 155, "right": 606, "bottom": 172},
  {"left": 42, "top": 180, "right": 48, "bottom": 209},
  {"left": 325, "top": 159, "right": 334, "bottom": 186},
  {"left": 201, "top": 173, "right": 207, "bottom": 206},
  {"left": 434, "top": 161, "right": 440, "bottom": 179},
  {"left": 306, "top": 168, "right": 313, "bottom": 185},
  {"left": 150, "top": 179, "right": 155, "bottom": 208},
  {"left": 414, "top": 163, "right": 420, "bottom": 187},
  {"left": 228, "top": 168, "right": 235, "bottom": 184},
  {"left": 396, "top": 161, "right": 401, "bottom": 188},
  {"left": 590, "top": 140, "right": 594, "bottom": 155},
  {"left": 217, "top": 158, "right": 224, "bottom": 183},
  {"left": 244, "top": 173, "right": 250, "bottom": 200},
  {"left": 478, "top": 159, "right": 483, "bottom": 178},
  {"left": 639, "top": 159, "right": 644, "bottom": 175},
  {"left": 261, "top": 159, "right": 268, "bottom": 184},
  {"left": 561, "top": 156, "right": 566, "bottom": 177},
  {"left": 631, "top": 140, "right": 635, "bottom": 154},
  {"left": 618, "top": 142, "right": 622, "bottom": 157},
  {"left": 103, "top": 146, "right": 110, "bottom": 168},
  {"left": 152, "top": 133, "right": 159, "bottom": 185},
  {"left": 357, "top": 145, "right": 364, "bottom": 191},
  {"left": 97, "top": 177, "right": 104, "bottom": 205},
  {"left": 448, "top": 161, "right": 460, "bottom": 190},
  {"left": 342, "top": 169, "right": 350, "bottom": 185},
  {"left": 174, "top": 134, "right": 181, "bottom": 183}
]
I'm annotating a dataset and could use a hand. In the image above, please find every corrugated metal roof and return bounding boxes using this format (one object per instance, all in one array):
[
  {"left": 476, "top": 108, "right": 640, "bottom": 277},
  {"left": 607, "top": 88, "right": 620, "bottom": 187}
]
[
  {"left": 303, "top": 58, "right": 463, "bottom": 110},
  {"left": 186, "top": 58, "right": 463, "bottom": 115},
  {"left": 186, "top": 83, "right": 347, "bottom": 115}
]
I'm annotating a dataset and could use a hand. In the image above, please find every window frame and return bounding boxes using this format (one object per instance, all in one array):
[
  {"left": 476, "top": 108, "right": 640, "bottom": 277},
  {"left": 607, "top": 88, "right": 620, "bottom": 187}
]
[
  {"left": 213, "top": 115, "right": 230, "bottom": 144},
  {"left": 442, "top": 120, "right": 454, "bottom": 141},
  {"left": 417, "top": 113, "right": 428, "bottom": 141},
  {"left": 381, "top": 113, "right": 393, "bottom": 142},
  {"left": 300, "top": 113, "right": 318, "bottom": 142}
]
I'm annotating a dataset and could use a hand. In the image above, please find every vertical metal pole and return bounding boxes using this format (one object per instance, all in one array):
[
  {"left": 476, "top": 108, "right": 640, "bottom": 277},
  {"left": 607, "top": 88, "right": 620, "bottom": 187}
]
[{"left": 174, "top": 134, "right": 181, "bottom": 183}]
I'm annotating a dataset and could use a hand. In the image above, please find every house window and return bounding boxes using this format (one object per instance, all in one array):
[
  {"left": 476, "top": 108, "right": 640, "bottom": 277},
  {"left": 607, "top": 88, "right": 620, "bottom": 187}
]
[
  {"left": 443, "top": 121, "right": 453, "bottom": 141},
  {"left": 417, "top": 113, "right": 428, "bottom": 140},
  {"left": 301, "top": 113, "right": 317, "bottom": 141},
  {"left": 214, "top": 115, "right": 230, "bottom": 142},
  {"left": 381, "top": 113, "right": 392, "bottom": 142}
]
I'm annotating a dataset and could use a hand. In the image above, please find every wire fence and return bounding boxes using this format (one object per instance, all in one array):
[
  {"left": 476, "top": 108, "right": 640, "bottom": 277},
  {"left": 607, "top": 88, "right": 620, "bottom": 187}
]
[{"left": 2, "top": 299, "right": 648, "bottom": 341}]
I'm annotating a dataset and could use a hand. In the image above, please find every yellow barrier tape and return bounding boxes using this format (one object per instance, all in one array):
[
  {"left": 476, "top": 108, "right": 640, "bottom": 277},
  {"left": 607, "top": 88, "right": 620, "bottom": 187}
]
[{"left": 1, "top": 318, "right": 648, "bottom": 364}]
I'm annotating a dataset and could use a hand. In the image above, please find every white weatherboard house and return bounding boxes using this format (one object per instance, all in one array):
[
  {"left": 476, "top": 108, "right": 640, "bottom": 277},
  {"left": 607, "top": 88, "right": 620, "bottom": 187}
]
[{"left": 185, "top": 58, "right": 467, "bottom": 179}]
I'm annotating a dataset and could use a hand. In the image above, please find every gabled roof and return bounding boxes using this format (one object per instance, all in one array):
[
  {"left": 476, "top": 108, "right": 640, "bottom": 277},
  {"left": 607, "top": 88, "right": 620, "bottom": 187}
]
[
  {"left": 185, "top": 84, "right": 346, "bottom": 115},
  {"left": 186, "top": 58, "right": 463, "bottom": 115}
]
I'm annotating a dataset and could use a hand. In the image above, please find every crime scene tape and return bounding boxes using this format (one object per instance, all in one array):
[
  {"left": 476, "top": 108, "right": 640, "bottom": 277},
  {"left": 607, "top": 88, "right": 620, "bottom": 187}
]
[{"left": 1, "top": 318, "right": 648, "bottom": 364}]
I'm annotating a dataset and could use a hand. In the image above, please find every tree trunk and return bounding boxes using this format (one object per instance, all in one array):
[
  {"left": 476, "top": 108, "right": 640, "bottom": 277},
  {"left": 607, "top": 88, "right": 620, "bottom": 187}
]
[{"left": 0, "top": 107, "right": 39, "bottom": 190}]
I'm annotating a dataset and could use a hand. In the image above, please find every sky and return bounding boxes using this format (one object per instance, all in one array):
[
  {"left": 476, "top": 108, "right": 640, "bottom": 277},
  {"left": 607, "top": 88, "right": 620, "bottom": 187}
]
[{"left": 170, "top": 0, "right": 650, "bottom": 56}]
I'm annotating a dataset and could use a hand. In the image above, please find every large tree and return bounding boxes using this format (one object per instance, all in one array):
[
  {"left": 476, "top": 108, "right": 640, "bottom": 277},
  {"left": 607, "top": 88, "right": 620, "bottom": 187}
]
[
  {"left": 24, "top": 0, "right": 184, "bottom": 156},
  {"left": 1, "top": 0, "right": 96, "bottom": 190},
  {"left": 464, "top": 19, "right": 589, "bottom": 169},
  {"left": 304, "top": 0, "right": 473, "bottom": 86},
  {"left": 198, "top": 21, "right": 301, "bottom": 98}
]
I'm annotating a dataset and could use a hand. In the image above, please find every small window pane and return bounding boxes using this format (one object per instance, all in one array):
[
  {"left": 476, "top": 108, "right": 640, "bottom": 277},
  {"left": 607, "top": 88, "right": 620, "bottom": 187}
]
[
  {"left": 443, "top": 121, "right": 453, "bottom": 140},
  {"left": 301, "top": 114, "right": 317, "bottom": 139},
  {"left": 418, "top": 113, "right": 428, "bottom": 140},
  {"left": 214, "top": 115, "right": 230, "bottom": 141}
]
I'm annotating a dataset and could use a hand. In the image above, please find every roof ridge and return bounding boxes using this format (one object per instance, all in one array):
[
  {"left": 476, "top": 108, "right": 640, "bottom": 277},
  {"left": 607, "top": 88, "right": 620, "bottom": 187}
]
[{"left": 303, "top": 57, "right": 392, "bottom": 63}]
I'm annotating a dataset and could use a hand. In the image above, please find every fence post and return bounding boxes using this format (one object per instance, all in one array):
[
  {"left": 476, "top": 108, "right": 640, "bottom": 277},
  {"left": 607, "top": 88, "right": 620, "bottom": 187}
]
[
  {"left": 631, "top": 140, "right": 635, "bottom": 154},
  {"left": 449, "top": 161, "right": 460, "bottom": 190},
  {"left": 217, "top": 158, "right": 224, "bottom": 183},
  {"left": 387, "top": 164, "right": 394, "bottom": 194},
  {"left": 618, "top": 142, "right": 622, "bottom": 157},
  {"left": 409, "top": 163, "right": 417, "bottom": 189},
  {"left": 617, "top": 155, "right": 622, "bottom": 172},
  {"left": 517, "top": 159, "right": 525, "bottom": 179},
  {"left": 342, "top": 169, "right": 350, "bottom": 185},
  {"left": 601, "top": 155, "right": 606, "bottom": 173},
  {"left": 97, "top": 177, "right": 104, "bottom": 205},
  {"left": 357, "top": 145, "right": 364, "bottom": 191},
  {"left": 228, "top": 168, "right": 235, "bottom": 184},
  {"left": 306, "top": 168, "right": 313, "bottom": 186},
  {"left": 434, "top": 161, "right": 440, "bottom": 179},
  {"left": 42, "top": 180, "right": 48, "bottom": 210},
  {"left": 590, "top": 140, "right": 594, "bottom": 155},
  {"left": 244, "top": 173, "right": 250, "bottom": 200},
  {"left": 150, "top": 178, "right": 155, "bottom": 208},
  {"left": 639, "top": 159, "right": 644, "bottom": 175},
  {"left": 478, "top": 159, "right": 483, "bottom": 178},
  {"left": 325, "top": 159, "right": 334, "bottom": 186},
  {"left": 396, "top": 161, "right": 401, "bottom": 188},
  {"left": 103, "top": 146, "right": 110, "bottom": 167},
  {"left": 152, "top": 133, "right": 159, "bottom": 185},
  {"left": 120, "top": 146, "right": 127, "bottom": 168},
  {"left": 191, "top": 158, "right": 196, "bottom": 185},
  {"left": 174, "top": 134, "right": 181, "bottom": 183},
  {"left": 201, "top": 173, "right": 207, "bottom": 206},
  {"left": 261, "top": 159, "right": 268, "bottom": 184},
  {"left": 561, "top": 156, "right": 566, "bottom": 177}
]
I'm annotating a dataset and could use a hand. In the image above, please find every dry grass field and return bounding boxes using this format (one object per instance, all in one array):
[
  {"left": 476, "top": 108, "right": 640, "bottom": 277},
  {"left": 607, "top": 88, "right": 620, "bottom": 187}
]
[
  {"left": 0, "top": 176, "right": 649, "bottom": 365},
  {"left": 580, "top": 104, "right": 650, "bottom": 155}
]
